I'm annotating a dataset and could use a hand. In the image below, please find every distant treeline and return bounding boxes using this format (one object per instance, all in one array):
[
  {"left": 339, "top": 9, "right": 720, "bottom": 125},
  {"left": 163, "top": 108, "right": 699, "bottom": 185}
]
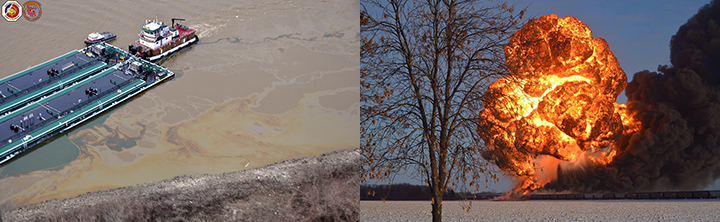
[{"left": 360, "top": 184, "right": 502, "bottom": 200}]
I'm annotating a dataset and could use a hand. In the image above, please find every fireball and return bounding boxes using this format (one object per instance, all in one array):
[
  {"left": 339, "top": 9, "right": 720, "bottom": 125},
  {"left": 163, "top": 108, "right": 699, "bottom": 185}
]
[{"left": 478, "top": 14, "right": 638, "bottom": 192}]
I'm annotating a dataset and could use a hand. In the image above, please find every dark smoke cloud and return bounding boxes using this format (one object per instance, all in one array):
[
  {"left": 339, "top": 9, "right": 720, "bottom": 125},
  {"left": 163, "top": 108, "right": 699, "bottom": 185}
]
[{"left": 545, "top": 0, "right": 720, "bottom": 192}]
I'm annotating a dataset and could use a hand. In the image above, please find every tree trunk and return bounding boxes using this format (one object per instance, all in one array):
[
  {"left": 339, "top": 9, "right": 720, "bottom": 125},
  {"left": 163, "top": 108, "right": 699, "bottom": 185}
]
[{"left": 431, "top": 190, "right": 443, "bottom": 222}]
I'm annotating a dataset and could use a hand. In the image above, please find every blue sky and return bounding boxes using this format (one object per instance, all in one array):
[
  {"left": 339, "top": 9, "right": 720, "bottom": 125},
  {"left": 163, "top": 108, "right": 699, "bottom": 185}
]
[{"left": 365, "top": 0, "right": 720, "bottom": 191}]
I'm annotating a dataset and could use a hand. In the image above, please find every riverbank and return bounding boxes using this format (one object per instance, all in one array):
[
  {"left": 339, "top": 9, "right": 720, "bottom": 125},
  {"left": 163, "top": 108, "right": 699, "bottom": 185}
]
[{"left": 1, "top": 149, "right": 360, "bottom": 221}]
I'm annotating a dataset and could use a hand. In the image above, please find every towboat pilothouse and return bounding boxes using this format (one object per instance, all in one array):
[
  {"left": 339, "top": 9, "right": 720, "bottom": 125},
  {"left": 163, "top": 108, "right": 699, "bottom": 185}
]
[{"left": 129, "top": 18, "right": 198, "bottom": 63}]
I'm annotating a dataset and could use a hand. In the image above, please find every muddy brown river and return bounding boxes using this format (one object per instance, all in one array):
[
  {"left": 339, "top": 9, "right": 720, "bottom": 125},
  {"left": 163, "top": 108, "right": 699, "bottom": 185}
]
[{"left": 0, "top": 0, "right": 358, "bottom": 208}]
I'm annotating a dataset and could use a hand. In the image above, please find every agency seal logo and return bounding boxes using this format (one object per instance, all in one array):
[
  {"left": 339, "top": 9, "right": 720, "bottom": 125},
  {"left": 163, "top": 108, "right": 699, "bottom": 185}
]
[
  {"left": 2, "top": 0, "right": 22, "bottom": 22},
  {"left": 23, "top": 0, "right": 40, "bottom": 21}
]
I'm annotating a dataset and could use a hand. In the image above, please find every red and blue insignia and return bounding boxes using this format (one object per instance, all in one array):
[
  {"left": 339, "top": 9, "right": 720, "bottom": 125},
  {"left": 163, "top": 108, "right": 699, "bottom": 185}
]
[
  {"left": 23, "top": 0, "right": 40, "bottom": 21},
  {"left": 2, "top": 0, "right": 22, "bottom": 22}
]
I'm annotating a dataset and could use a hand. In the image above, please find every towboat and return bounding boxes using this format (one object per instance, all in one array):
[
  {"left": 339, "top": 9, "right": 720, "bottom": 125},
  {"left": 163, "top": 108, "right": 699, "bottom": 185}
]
[
  {"left": 128, "top": 18, "right": 198, "bottom": 63},
  {"left": 85, "top": 32, "right": 116, "bottom": 46}
]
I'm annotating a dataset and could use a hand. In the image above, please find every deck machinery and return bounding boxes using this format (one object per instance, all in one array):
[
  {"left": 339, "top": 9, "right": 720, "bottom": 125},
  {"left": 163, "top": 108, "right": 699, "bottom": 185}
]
[{"left": 0, "top": 43, "right": 174, "bottom": 165}]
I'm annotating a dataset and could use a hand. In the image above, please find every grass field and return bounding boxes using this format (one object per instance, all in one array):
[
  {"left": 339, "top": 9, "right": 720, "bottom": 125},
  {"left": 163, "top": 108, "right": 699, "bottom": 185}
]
[{"left": 361, "top": 199, "right": 720, "bottom": 221}]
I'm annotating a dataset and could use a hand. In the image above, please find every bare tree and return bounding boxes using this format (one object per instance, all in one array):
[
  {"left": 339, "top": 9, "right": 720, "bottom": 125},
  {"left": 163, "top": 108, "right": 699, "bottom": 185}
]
[{"left": 361, "top": 0, "right": 525, "bottom": 220}]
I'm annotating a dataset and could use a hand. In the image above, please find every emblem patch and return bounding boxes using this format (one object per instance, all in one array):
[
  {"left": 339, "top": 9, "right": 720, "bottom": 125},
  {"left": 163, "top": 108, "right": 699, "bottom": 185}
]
[
  {"left": 23, "top": 0, "right": 40, "bottom": 21},
  {"left": 2, "top": 0, "right": 22, "bottom": 22}
]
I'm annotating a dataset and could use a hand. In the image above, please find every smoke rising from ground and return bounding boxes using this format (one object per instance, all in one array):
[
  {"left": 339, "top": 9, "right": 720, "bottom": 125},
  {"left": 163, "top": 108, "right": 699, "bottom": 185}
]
[{"left": 544, "top": 0, "right": 720, "bottom": 192}]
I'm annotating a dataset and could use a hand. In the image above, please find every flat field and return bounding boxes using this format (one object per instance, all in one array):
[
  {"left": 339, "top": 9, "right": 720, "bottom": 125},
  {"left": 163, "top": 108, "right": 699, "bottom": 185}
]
[{"left": 361, "top": 200, "right": 720, "bottom": 221}]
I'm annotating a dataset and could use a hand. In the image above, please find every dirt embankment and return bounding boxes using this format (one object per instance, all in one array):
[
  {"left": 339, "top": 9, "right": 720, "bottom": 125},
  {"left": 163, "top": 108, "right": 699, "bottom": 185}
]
[{"left": 1, "top": 149, "right": 360, "bottom": 221}]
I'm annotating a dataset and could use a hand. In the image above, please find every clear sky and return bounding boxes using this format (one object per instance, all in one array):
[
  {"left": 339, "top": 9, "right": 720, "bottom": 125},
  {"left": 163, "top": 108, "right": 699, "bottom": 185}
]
[{"left": 365, "top": 0, "right": 720, "bottom": 191}]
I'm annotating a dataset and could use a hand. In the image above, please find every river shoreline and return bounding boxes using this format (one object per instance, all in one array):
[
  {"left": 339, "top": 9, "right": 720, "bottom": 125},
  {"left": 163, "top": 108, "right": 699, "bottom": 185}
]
[{"left": 2, "top": 149, "right": 360, "bottom": 221}]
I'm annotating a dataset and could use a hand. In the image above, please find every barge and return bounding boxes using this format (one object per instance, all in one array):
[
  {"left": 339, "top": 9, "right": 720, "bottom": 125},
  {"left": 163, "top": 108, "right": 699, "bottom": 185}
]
[{"left": 0, "top": 42, "right": 174, "bottom": 165}]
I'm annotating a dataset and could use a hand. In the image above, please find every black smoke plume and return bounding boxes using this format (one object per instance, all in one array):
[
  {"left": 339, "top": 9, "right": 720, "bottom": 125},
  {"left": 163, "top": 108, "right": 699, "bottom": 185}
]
[{"left": 545, "top": 0, "right": 720, "bottom": 192}]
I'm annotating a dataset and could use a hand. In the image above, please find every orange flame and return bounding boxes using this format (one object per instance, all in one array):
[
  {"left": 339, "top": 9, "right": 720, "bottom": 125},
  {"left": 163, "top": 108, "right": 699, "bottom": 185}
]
[{"left": 479, "top": 14, "right": 639, "bottom": 193}]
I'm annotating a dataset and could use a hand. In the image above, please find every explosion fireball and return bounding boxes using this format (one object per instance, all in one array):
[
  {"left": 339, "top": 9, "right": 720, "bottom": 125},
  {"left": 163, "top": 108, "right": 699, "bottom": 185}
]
[{"left": 478, "top": 14, "right": 639, "bottom": 192}]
